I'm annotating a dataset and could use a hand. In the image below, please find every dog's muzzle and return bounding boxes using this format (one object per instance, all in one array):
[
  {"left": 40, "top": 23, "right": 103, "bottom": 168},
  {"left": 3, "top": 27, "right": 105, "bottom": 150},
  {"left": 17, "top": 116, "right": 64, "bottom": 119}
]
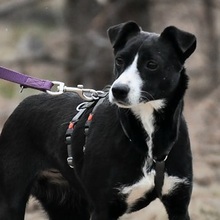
[{"left": 112, "top": 83, "right": 130, "bottom": 100}]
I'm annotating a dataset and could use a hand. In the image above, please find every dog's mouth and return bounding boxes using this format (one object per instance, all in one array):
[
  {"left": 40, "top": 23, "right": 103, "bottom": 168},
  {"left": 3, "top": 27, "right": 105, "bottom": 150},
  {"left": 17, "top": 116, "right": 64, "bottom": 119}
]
[
  {"left": 109, "top": 91, "right": 150, "bottom": 108},
  {"left": 111, "top": 98, "right": 132, "bottom": 108}
]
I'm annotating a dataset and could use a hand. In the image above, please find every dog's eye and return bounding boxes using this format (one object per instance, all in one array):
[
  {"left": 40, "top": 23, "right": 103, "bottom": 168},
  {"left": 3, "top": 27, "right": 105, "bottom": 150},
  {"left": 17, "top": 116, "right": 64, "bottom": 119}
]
[
  {"left": 146, "top": 60, "right": 158, "bottom": 70},
  {"left": 115, "top": 57, "right": 124, "bottom": 67}
]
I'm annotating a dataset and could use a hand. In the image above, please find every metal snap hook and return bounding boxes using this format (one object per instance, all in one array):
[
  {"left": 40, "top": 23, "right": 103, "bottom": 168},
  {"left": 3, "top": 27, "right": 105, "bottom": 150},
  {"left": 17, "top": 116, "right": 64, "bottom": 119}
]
[{"left": 46, "top": 81, "right": 65, "bottom": 95}]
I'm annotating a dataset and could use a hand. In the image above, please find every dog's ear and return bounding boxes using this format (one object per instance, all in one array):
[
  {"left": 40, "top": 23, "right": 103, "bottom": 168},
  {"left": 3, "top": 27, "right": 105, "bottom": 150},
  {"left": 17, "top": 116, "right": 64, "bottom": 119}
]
[
  {"left": 160, "top": 26, "right": 196, "bottom": 61},
  {"left": 107, "top": 21, "right": 141, "bottom": 49}
]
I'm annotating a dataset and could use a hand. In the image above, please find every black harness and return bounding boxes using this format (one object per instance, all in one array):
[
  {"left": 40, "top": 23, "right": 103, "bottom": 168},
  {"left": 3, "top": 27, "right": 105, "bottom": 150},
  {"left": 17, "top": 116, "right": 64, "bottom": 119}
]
[
  {"left": 65, "top": 95, "right": 107, "bottom": 168},
  {"left": 65, "top": 94, "right": 168, "bottom": 199},
  {"left": 65, "top": 101, "right": 95, "bottom": 168}
]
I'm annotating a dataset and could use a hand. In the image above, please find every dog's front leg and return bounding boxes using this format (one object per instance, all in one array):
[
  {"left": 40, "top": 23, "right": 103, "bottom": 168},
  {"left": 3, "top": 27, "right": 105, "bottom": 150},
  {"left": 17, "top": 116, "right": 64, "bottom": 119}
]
[
  {"left": 90, "top": 211, "right": 117, "bottom": 220},
  {"left": 161, "top": 182, "right": 192, "bottom": 220}
]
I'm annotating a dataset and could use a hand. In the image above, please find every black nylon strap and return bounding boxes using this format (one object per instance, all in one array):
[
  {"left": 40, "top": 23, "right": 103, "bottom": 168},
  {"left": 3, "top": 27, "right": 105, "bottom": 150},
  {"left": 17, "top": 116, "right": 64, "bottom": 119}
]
[
  {"left": 84, "top": 97, "right": 107, "bottom": 143},
  {"left": 66, "top": 102, "right": 95, "bottom": 168},
  {"left": 154, "top": 160, "right": 166, "bottom": 199}
]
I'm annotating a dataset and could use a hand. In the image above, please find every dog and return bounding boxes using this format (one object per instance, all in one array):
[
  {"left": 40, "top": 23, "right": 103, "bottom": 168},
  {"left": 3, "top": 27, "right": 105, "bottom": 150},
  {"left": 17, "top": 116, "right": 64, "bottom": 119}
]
[{"left": 0, "top": 21, "right": 196, "bottom": 220}]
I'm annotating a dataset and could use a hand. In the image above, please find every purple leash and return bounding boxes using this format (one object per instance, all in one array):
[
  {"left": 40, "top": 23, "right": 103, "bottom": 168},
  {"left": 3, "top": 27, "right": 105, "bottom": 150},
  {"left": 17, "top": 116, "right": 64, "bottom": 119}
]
[
  {"left": 0, "top": 66, "right": 54, "bottom": 92},
  {"left": 0, "top": 66, "right": 107, "bottom": 101}
]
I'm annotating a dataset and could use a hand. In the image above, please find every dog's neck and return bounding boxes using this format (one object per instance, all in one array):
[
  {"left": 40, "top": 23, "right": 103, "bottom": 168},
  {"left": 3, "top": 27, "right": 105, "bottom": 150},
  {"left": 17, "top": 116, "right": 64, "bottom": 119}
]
[
  {"left": 129, "top": 70, "right": 188, "bottom": 160},
  {"left": 131, "top": 99, "right": 165, "bottom": 159}
]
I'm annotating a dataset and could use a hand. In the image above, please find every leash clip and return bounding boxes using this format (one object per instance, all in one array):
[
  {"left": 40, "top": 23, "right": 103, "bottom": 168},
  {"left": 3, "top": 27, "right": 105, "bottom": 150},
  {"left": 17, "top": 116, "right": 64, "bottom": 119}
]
[
  {"left": 47, "top": 82, "right": 107, "bottom": 101},
  {"left": 46, "top": 81, "right": 65, "bottom": 95},
  {"left": 67, "top": 85, "right": 98, "bottom": 101},
  {"left": 64, "top": 84, "right": 105, "bottom": 101}
]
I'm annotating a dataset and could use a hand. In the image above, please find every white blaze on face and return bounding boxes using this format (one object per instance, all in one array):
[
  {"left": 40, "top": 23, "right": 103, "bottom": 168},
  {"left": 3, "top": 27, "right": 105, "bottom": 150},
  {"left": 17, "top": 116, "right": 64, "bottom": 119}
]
[{"left": 109, "top": 54, "right": 142, "bottom": 107}]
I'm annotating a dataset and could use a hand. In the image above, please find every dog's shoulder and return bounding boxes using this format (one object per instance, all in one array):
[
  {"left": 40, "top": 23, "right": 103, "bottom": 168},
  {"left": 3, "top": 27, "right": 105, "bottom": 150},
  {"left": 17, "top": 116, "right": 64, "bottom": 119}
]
[{"left": 2, "top": 93, "right": 83, "bottom": 136}]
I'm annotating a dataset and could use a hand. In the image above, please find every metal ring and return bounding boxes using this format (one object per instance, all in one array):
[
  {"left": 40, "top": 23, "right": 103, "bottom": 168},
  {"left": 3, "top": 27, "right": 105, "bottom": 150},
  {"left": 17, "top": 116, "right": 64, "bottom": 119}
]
[
  {"left": 76, "top": 102, "right": 88, "bottom": 111},
  {"left": 153, "top": 155, "right": 168, "bottom": 163},
  {"left": 67, "top": 157, "right": 74, "bottom": 169}
]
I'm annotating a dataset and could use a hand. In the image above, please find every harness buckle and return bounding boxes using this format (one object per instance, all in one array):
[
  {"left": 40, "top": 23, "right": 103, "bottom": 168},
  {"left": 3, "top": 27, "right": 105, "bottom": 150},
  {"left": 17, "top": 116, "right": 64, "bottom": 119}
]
[{"left": 67, "top": 157, "right": 74, "bottom": 168}]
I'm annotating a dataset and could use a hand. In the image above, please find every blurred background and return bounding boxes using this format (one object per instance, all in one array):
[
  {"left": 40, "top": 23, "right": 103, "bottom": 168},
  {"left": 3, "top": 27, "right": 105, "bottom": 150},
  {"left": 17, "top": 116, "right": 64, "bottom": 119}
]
[{"left": 0, "top": 0, "right": 219, "bottom": 219}]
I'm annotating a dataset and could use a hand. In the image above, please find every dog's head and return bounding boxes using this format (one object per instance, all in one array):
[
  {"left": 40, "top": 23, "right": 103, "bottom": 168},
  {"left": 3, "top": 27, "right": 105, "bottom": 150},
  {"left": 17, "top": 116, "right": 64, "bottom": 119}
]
[{"left": 108, "top": 21, "right": 196, "bottom": 108}]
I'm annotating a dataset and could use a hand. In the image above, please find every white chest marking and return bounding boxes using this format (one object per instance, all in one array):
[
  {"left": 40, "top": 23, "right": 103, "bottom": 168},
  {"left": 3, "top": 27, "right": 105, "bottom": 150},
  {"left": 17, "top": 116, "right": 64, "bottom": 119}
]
[
  {"left": 121, "top": 161, "right": 155, "bottom": 207},
  {"left": 132, "top": 100, "right": 165, "bottom": 158},
  {"left": 119, "top": 159, "right": 189, "bottom": 213},
  {"left": 162, "top": 174, "right": 189, "bottom": 195}
]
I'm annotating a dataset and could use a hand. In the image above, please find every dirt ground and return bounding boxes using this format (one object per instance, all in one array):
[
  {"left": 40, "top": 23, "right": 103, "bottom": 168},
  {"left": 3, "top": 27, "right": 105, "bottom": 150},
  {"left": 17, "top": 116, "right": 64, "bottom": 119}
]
[{"left": 0, "top": 85, "right": 217, "bottom": 220}]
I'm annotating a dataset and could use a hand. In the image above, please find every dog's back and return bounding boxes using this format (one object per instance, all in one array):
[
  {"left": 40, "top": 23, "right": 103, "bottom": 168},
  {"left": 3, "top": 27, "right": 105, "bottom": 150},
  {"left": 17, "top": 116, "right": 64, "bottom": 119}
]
[{"left": 0, "top": 93, "right": 91, "bottom": 220}]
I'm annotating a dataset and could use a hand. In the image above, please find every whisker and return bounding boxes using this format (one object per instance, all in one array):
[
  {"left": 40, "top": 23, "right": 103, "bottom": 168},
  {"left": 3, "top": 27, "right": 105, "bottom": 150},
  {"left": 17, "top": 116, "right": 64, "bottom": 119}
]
[{"left": 140, "top": 91, "right": 155, "bottom": 101}]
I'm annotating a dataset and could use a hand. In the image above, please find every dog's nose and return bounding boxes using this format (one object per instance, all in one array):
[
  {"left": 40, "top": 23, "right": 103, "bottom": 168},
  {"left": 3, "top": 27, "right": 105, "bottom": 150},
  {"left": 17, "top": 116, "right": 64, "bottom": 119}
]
[{"left": 111, "top": 84, "right": 130, "bottom": 100}]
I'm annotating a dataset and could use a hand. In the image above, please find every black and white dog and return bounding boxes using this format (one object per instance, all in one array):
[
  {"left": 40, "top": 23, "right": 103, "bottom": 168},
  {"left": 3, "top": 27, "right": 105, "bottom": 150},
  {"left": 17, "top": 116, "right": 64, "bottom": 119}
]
[{"left": 0, "top": 21, "right": 196, "bottom": 220}]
